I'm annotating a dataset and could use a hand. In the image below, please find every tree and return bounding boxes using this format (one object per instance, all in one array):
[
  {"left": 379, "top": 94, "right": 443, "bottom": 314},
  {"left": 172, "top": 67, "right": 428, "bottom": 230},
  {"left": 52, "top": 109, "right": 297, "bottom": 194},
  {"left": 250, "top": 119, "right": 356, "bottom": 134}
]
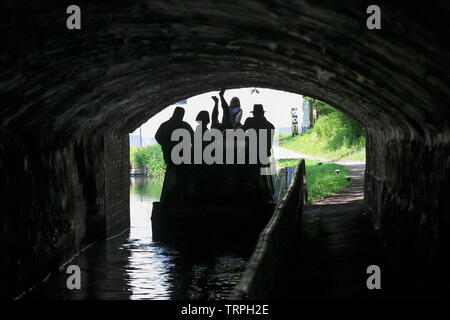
[
  {"left": 303, "top": 96, "right": 365, "bottom": 150},
  {"left": 304, "top": 96, "right": 334, "bottom": 120}
]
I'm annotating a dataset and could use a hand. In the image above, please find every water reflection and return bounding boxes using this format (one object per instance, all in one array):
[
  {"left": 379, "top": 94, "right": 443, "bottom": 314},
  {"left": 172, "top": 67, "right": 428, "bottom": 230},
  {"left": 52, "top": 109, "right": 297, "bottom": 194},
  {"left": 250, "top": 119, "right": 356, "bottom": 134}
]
[{"left": 24, "top": 177, "right": 251, "bottom": 300}]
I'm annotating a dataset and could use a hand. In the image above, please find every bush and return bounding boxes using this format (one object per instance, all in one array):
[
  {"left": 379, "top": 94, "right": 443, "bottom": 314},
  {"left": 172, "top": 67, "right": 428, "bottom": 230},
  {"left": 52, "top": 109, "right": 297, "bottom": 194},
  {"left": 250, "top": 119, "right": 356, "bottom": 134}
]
[
  {"left": 130, "top": 147, "right": 147, "bottom": 169},
  {"left": 281, "top": 98, "right": 366, "bottom": 162},
  {"left": 130, "top": 145, "right": 166, "bottom": 177},
  {"left": 313, "top": 111, "right": 365, "bottom": 150}
]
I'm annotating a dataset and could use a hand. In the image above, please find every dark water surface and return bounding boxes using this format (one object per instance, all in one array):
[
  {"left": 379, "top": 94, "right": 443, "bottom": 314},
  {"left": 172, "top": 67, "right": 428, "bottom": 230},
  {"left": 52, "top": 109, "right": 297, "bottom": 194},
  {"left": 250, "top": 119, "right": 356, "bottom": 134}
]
[{"left": 24, "top": 177, "right": 253, "bottom": 300}]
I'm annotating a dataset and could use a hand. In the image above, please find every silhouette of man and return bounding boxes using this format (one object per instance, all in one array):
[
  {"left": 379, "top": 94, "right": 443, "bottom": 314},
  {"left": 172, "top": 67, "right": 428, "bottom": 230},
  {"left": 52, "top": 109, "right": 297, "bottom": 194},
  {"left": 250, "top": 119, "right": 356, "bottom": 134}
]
[
  {"left": 242, "top": 104, "right": 275, "bottom": 161},
  {"left": 155, "top": 107, "right": 194, "bottom": 165}
]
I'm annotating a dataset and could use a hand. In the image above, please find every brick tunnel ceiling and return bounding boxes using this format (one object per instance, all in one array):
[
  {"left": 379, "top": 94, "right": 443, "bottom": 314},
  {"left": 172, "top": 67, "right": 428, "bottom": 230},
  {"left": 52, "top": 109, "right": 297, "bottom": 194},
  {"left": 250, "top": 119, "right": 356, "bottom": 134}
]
[{"left": 1, "top": 0, "right": 449, "bottom": 141}]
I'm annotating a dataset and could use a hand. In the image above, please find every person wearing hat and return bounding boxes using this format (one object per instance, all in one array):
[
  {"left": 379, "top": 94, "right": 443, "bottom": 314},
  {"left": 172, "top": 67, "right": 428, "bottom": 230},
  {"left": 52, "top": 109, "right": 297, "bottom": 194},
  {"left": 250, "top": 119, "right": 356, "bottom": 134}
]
[{"left": 242, "top": 104, "right": 275, "bottom": 161}]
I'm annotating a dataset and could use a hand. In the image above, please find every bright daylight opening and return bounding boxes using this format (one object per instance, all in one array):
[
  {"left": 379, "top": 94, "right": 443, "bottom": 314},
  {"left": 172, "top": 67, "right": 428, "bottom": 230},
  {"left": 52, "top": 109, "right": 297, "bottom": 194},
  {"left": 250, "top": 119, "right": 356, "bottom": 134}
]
[{"left": 125, "top": 87, "right": 366, "bottom": 299}]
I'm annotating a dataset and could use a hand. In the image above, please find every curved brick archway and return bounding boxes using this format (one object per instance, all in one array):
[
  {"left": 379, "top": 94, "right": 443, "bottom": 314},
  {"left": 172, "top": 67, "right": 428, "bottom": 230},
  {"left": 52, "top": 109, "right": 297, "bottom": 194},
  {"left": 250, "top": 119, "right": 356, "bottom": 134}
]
[{"left": 0, "top": 0, "right": 449, "bottom": 298}]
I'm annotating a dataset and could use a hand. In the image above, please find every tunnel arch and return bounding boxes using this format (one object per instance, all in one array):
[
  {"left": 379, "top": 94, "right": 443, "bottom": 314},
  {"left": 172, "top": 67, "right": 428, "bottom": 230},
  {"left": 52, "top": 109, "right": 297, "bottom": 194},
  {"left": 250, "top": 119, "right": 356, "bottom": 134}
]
[
  {"left": 1, "top": 1, "right": 448, "bottom": 138},
  {"left": 127, "top": 85, "right": 367, "bottom": 136},
  {"left": 1, "top": 0, "right": 449, "bottom": 298}
]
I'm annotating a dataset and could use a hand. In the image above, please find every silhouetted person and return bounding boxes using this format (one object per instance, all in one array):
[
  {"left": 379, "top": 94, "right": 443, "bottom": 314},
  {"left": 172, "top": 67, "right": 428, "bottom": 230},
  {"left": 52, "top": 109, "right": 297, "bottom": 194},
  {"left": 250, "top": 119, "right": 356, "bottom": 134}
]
[
  {"left": 195, "top": 110, "right": 210, "bottom": 135},
  {"left": 242, "top": 104, "right": 275, "bottom": 161},
  {"left": 155, "top": 107, "right": 194, "bottom": 165},
  {"left": 229, "top": 97, "right": 243, "bottom": 128},
  {"left": 211, "top": 96, "right": 222, "bottom": 130},
  {"left": 211, "top": 89, "right": 238, "bottom": 130},
  {"left": 194, "top": 110, "right": 213, "bottom": 161}
]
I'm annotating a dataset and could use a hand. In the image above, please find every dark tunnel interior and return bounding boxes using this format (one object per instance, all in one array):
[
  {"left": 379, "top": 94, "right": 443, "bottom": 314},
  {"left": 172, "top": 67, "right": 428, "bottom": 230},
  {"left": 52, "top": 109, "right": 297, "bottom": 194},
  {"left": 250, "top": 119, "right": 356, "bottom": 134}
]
[{"left": 0, "top": 0, "right": 449, "bottom": 299}]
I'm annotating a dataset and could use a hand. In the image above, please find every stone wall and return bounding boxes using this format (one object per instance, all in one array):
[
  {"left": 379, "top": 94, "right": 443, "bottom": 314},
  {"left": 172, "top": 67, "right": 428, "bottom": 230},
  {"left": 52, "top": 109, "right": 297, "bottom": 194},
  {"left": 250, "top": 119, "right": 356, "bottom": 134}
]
[
  {"left": 365, "top": 128, "right": 450, "bottom": 293},
  {"left": 0, "top": 132, "right": 130, "bottom": 298},
  {"left": 232, "top": 160, "right": 307, "bottom": 299},
  {"left": 0, "top": 0, "right": 449, "bottom": 297},
  {"left": 104, "top": 133, "right": 130, "bottom": 237}
]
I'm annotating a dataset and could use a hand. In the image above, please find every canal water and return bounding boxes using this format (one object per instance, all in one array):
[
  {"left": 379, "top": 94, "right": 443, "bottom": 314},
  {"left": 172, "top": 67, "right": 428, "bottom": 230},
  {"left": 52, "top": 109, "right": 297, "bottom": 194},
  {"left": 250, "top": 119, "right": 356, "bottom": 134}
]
[{"left": 23, "top": 177, "right": 253, "bottom": 300}]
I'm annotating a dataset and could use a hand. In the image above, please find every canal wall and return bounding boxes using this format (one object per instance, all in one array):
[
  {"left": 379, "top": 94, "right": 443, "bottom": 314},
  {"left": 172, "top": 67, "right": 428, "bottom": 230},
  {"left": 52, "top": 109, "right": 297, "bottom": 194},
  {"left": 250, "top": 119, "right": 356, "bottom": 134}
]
[
  {"left": 0, "top": 132, "right": 130, "bottom": 298},
  {"left": 0, "top": 0, "right": 449, "bottom": 298},
  {"left": 232, "top": 160, "right": 307, "bottom": 299},
  {"left": 365, "top": 128, "right": 450, "bottom": 290}
]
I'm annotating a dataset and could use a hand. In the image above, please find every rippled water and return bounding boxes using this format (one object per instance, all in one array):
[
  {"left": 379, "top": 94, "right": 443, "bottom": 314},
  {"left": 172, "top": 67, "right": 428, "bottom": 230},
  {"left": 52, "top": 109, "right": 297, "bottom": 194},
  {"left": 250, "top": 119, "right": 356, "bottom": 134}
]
[{"left": 24, "top": 177, "right": 252, "bottom": 300}]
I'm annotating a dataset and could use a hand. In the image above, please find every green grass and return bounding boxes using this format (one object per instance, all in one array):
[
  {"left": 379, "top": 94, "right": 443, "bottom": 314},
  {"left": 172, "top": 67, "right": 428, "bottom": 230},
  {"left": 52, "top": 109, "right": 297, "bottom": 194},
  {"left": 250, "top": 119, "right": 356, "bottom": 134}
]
[
  {"left": 275, "top": 132, "right": 292, "bottom": 140},
  {"left": 277, "top": 159, "right": 351, "bottom": 205},
  {"left": 281, "top": 131, "right": 366, "bottom": 162}
]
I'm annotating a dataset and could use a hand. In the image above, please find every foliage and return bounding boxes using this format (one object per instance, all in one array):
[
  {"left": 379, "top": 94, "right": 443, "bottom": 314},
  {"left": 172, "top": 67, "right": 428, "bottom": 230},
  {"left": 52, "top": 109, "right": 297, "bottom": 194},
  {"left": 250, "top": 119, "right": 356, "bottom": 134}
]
[
  {"left": 277, "top": 159, "right": 351, "bottom": 205},
  {"left": 282, "top": 131, "right": 366, "bottom": 162},
  {"left": 130, "top": 145, "right": 166, "bottom": 177},
  {"left": 130, "top": 147, "right": 147, "bottom": 169},
  {"left": 275, "top": 132, "right": 292, "bottom": 140},
  {"left": 312, "top": 111, "right": 365, "bottom": 150},
  {"left": 277, "top": 159, "right": 300, "bottom": 168},
  {"left": 281, "top": 98, "right": 366, "bottom": 162},
  {"left": 303, "top": 96, "right": 334, "bottom": 118}
]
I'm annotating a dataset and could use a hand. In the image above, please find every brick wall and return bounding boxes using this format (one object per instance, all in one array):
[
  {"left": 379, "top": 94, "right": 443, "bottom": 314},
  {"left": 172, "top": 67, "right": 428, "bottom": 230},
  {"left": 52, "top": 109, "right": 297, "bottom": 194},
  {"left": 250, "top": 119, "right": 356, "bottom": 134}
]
[
  {"left": 104, "top": 133, "right": 130, "bottom": 237},
  {"left": 0, "top": 132, "right": 130, "bottom": 298}
]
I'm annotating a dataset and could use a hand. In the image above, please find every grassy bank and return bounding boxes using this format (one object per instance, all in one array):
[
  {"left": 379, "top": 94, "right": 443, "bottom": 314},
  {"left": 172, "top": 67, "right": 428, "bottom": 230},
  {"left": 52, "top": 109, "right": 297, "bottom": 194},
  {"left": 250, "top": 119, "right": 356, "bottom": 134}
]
[
  {"left": 281, "top": 132, "right": 366, "bottom": 162},
  {"left": 131, "top": 145, "right": 352, "bottom": 205},
  {"left": 281, "top": 100, "right": 366, "bottom": 162},
  {"left": 277, "top": 159, "right": 351, "bottom": 205}
]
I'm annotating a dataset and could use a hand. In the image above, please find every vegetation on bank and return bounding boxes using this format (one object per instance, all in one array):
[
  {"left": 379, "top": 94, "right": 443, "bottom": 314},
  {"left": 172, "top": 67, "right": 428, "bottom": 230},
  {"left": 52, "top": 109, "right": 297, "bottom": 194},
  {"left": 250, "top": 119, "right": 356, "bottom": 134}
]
[
  {"left": 130, "top": 145, "right": 166, "bottom": 178},
  {"left": 275, "top": 132, "right": 292, "bottom": 141},
  {"left": 277, "top": 159, "right": 351, "bottom": 205},
  {"left": 281, "top": 98, "right": 366, "bottom": 162},
  {"left": 130, "top": 146, "right": 350, "bottom": 204}
]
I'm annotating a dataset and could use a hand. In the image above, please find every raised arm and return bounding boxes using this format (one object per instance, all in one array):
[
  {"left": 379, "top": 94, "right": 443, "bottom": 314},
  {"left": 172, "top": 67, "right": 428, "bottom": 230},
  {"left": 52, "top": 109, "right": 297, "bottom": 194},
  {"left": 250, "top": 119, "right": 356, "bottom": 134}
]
[
  {"left": 211, "top": 96, "right": 219, "bottom": 128},
  {"left": 235, "top": 110, "right": 243, "bottom": 127},
  {"left": 218, "top": 88, "right": 227, "bottom": 108},
  {"left": 219, "top": 89, "right": 232, "bottom": 129}
]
